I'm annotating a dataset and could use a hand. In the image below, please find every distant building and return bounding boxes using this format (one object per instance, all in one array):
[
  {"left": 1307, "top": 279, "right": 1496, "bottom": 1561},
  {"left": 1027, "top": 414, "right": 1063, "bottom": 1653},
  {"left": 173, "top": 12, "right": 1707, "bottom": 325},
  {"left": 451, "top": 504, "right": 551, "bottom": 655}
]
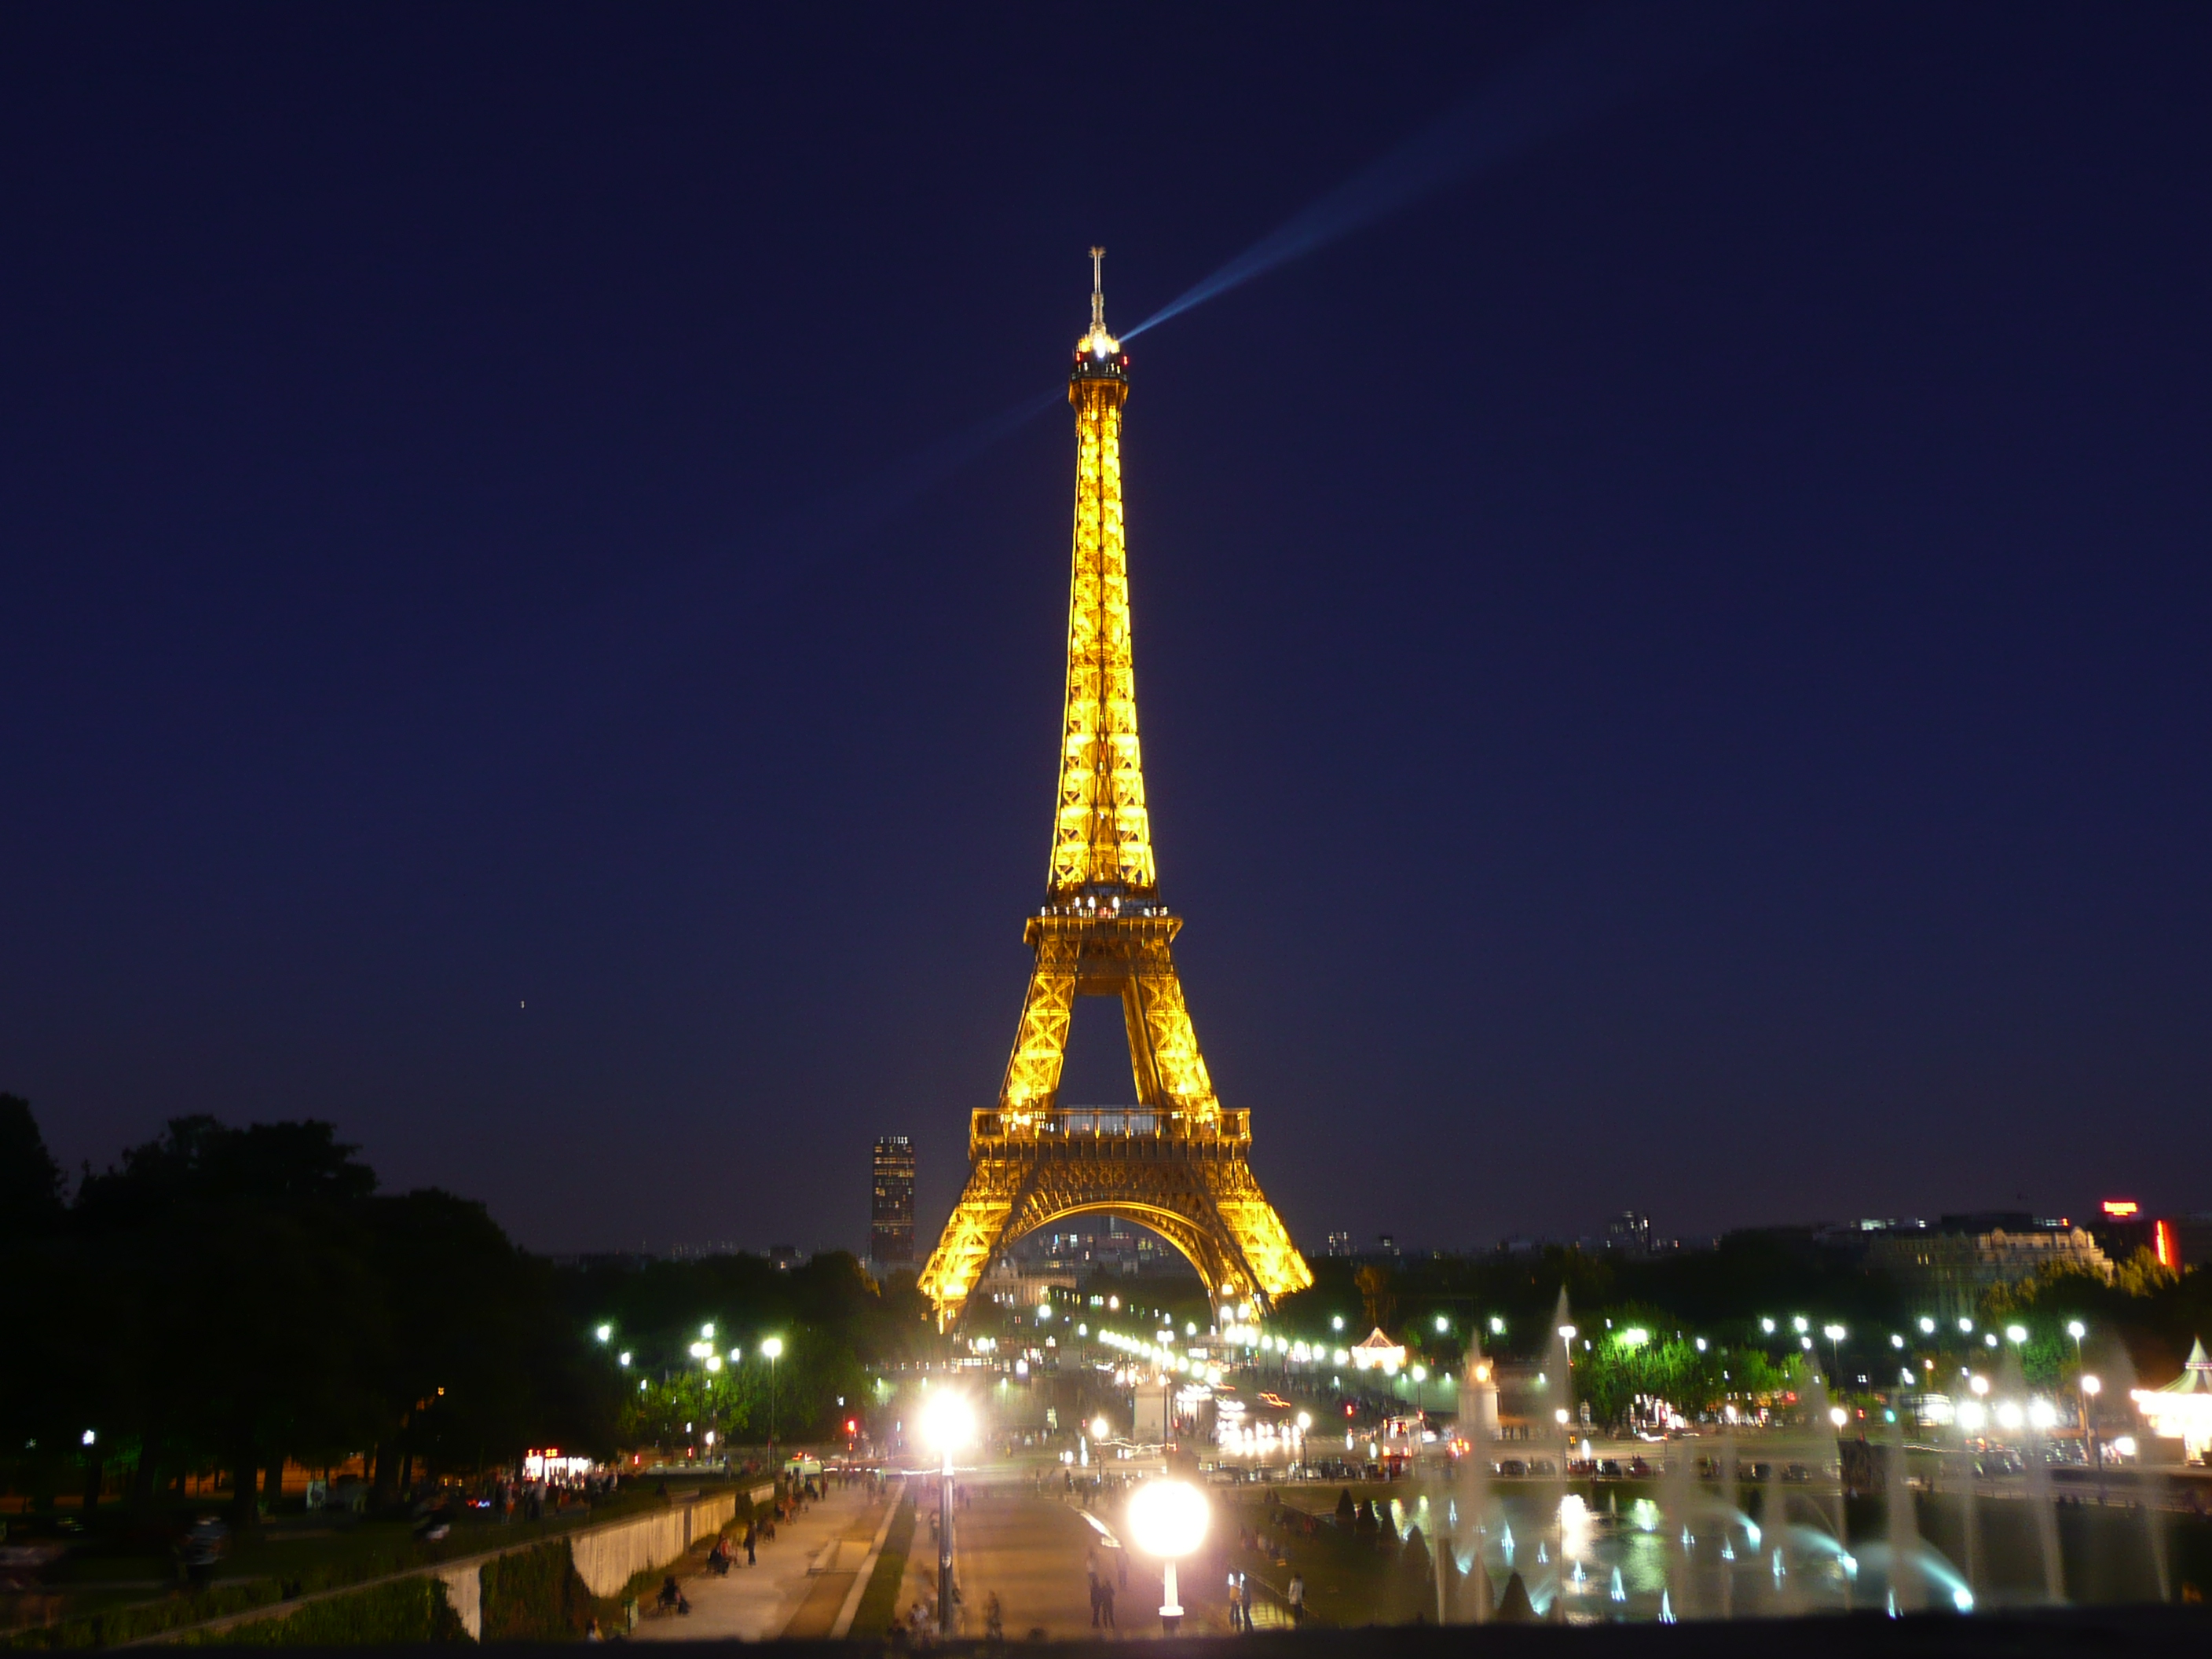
[
  {"left": 1865, "top": 1214, "right": 2111, "bottom": 1320},
  {"left": 1605, "top": 1211, "right": 1652, "bottom": 1255},
  {"left": 1375, "top": 1233, "right": 1401, "bottom": 1259},
  {"left": 870, "top": 1135, "right": 916, "bottom": 1267},
  {"left": 1325, "top": 1232, "right": 1353, "bottom": 1258},
  {"left": 978, "top": 1255, "right": 1078, "bottom": 1308},
  {"left": 768, "top": 1243, "right": 805, "bottom": 1271}
]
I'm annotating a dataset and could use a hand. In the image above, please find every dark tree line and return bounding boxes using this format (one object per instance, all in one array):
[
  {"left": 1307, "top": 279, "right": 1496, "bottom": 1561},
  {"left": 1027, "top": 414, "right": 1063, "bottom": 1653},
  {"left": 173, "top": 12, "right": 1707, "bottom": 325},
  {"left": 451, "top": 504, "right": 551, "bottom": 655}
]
[
  {"left": 2, "top": 1099, "right": 617, "bottom": 1532},
  {"left": 2, "top": 1098, "right": 946, "bottom": 1530}
]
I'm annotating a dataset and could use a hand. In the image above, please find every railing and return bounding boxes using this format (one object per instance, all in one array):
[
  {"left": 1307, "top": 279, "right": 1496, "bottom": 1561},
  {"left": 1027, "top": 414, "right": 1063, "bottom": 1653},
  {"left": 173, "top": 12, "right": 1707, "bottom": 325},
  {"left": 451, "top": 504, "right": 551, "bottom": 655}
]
[{"left": 969, "top": 1106, "right": 1251, "bottom": 1144}]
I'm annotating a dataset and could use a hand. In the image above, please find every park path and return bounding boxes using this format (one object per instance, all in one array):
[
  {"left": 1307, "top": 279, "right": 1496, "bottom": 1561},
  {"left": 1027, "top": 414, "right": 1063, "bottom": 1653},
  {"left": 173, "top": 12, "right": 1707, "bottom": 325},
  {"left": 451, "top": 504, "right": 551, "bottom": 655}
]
[
  {"left": 629, "top": 1481, "right": 883, "bottom": 1643},
  {"left": 927, "top": 1475, "right": 1233, "bottom": 1642}
]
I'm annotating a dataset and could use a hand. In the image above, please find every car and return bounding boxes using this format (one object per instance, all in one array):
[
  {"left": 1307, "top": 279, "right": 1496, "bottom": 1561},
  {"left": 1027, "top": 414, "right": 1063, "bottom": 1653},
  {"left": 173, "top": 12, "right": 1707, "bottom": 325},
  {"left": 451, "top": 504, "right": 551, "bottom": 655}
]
[
  {"left": 1495, "top": 1459, "right": 1528, "bottom": 1478},
  {"left": 1628, "top": 1457, "right": 1655, "bottom": 1478},
  {"left": 1782, "top": 1463, "right": 1812, "bottom": 1484},
  {"left": 1595, "top": 1459, "right": 1625, "bottom": 1478},
  {"left": 1528, "top": 1459, "right": 1557, "bottom": 1478}
]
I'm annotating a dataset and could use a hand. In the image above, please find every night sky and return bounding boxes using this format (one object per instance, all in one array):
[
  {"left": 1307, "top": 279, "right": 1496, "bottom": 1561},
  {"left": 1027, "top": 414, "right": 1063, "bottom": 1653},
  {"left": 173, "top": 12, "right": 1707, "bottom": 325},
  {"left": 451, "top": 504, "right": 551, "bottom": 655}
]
[{"left": 5, "top": 5, "right": 2209, "bottom": 1257}]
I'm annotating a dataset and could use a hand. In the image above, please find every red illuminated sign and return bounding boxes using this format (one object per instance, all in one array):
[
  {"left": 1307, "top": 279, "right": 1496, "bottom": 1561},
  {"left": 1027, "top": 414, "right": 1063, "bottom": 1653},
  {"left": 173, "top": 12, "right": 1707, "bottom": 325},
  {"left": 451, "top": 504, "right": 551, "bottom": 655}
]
[{"left": 2102, "top": 1199, "right": 2140, "bottom": 1218}]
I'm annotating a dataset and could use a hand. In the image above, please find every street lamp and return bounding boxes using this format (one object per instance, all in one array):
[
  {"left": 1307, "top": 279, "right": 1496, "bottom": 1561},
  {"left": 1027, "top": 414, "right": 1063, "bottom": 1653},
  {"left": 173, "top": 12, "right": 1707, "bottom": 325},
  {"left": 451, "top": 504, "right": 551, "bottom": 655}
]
[
  {"left": 595, "top": 1324, "right": 613, "bottom": 1344},
  {"left": 761, "top": 1337, "right": 785, "bottom": 1465},
  {"left": 1822, "top": 1324, "right": 1846, "bottom": 1381},
  {"left": 1126, "top": 1478, "right": 1209, "bottom": 1633},
  {"left": 920, "top": 1390, "right": 975, "bottom": 1637},
  {"left": 2080, "top": 1374, "right": 2102, "bottom": 1468}
]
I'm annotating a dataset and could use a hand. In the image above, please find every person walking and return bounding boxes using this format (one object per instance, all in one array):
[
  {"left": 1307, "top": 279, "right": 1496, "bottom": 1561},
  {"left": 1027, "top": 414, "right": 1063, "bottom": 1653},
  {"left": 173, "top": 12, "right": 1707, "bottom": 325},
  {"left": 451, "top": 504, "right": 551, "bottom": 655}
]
[
  {"left": 1226, "top": 1569, "right": 1243, "bottom": 1630},
  {"left": 1097, "top": 1574, "right": 1115, "bottom": 1629},
  {"left": 744, "top": 1521, "right": 757, "bottom": 1566},
  {"left": 1287, "top": 1570, "right": 1306, "bottom": 1626},
  {"left": 1240, "top": 1572, "right": 1254, "bottom": 1631}
]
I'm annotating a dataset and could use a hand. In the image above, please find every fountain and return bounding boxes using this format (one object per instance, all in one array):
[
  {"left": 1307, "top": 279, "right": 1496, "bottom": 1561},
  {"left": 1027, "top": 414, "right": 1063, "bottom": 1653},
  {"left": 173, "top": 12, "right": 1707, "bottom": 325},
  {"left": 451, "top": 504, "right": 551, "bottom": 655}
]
[{"left": 1885, "top": 1413, "right": 1926, "bottom": 1611}]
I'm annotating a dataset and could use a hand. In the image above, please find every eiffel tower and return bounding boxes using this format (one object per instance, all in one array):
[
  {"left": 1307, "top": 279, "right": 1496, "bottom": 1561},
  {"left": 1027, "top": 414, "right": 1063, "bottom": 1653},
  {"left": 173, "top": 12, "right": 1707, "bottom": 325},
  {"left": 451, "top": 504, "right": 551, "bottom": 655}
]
[{"left": 917, "top": 251, "right": 1313, "bottom": 1327}]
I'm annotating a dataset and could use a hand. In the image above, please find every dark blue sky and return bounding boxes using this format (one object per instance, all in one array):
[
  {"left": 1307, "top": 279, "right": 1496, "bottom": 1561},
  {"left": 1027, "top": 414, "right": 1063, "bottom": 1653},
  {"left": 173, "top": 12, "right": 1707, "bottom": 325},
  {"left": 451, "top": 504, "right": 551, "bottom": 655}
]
[{"left": 5, "top": 4, "right": 2207, "bottom": 1255}]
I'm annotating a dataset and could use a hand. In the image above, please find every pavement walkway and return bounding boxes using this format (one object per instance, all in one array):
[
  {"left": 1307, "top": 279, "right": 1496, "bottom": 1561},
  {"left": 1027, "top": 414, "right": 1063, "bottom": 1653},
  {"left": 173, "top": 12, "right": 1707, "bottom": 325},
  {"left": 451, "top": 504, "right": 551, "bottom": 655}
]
[
  {"left": 939, "top": 1476, "right": 1235, "bottom": 1642},
  {"left": 630, "top": 1481, "right": 887, "bottom": 1643}
]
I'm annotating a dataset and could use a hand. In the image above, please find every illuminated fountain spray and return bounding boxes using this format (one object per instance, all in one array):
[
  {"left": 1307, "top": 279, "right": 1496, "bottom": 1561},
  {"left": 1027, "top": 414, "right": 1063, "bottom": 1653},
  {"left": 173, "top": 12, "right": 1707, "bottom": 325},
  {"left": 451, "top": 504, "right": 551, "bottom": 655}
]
[
  {"left": 1717, "top": 1429, "right": 1739, "bottom": 1620},
  {"left": 1885, "top": 1413, "right": 1926, "bottom": 1612},
  {"left": 1661, "top": 1431, "right": 1697, "bottom": 1619},
  {"left": 1547, "top": 1289, "right": 1576, "bottom": 1509},
  {"left": 1997, "top": 1344, "right": 2066, "bottom": 1603},
  {"left": 1456, "top": 1333, "right": 1497, "bottom": 1623}
]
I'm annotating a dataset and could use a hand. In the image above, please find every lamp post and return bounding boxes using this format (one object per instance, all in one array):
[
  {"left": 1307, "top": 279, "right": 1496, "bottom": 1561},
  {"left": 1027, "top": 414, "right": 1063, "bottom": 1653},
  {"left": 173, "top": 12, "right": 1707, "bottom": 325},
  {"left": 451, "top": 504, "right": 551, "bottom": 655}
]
[
  {"left": 2079, "top": 1374, "right": 2102, "bottom": 1472},
  {"left": 1127, "top": 1478, "right": 1209, "bottom": 1634},
  {"left": 1822, "top": 1324, "right": 1847, "bottom": 1385},
  {"left": 921, "top": 1390, "right": 974, "bottom": 1637},
  {"left": 761, "top": 1337, "right": 784, "bottom": 1467}
]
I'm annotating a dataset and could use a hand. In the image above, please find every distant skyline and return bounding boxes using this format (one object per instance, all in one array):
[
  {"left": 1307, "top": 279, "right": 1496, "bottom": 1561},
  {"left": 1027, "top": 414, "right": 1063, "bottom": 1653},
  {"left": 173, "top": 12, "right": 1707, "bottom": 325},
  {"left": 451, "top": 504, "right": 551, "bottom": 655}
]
[{"left": 5, "top": 5, "right": 2209, "bottom": 1255}]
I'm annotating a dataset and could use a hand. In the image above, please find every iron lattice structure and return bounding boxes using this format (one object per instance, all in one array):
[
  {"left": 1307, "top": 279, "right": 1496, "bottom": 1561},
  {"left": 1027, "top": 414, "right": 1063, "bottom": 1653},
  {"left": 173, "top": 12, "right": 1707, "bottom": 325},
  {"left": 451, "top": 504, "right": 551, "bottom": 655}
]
[{"left": 917, "top": 254, "right": 1313, "bottom": 1327}]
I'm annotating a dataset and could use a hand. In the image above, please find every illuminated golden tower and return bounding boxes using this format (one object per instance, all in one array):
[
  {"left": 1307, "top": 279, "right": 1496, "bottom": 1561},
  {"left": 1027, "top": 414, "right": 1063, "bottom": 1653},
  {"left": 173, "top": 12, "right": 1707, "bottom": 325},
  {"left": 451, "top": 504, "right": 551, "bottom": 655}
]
[{"left": 917, "top": 251, "right": 1313, "bottom": 1327}]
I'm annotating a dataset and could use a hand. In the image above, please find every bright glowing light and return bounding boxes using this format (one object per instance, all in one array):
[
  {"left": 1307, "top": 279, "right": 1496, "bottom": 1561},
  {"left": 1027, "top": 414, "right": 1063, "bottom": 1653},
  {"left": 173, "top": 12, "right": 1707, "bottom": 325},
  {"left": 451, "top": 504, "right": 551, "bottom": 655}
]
[
  {"left": 2005, "top": 1324, "right": 2027, "bottom": 1345},
  {"left": 1126, "top": 1478, "right": 1209, "bottom": 1558},
  {"left": 2028, "top": 1399, "right": 2057, "bottom": 1430},
  {"left": 1091, "top": 1416, "right": 1110, "bottom": 1440},
  {"left": 1489, "top": 1316, "right": 1506, "bottom": 1335},
  {"left": 920, "top": 1390, "right": 975, "bottom": 1454},
  {"left": 617, "top": 1350, "right": 632, "bottom": 1367},
  {"left": 1619, "top": 1327, "right": 1649, "bottom": 1348},
  {"left": 2081, "top": 1375, "right": 2102, "bottom": 1396},
  {"left": 595, "top": 1324, "right": 613, "bottom": 1343},
  {"left": 1919, "top": 1317, "right": 1936, "bottom": 1335},
  {"left": 1555, "top": 1408, "right": 1570, "bottom": 1426},
  {"left": 1410, "top": 1364, "right": 1426, "bottom": 1382},
  {"left": 1891, "top": 1334, "right": 1905, "bottom": 1350},
  {"left": 2066, "top": 1320, "right": 2086, "bottom": 1340},
  {"left": 760, "top": 1336, "right": 784, "bottom": 1360},
  {"left": 1958, "top": 1317, "right": 1974, "bottom": 1333},
  {"left": 1957, "top": 1401, "right": 1987, "bottom": 1432},
  {"left": 1694, "top": 1337, "right": 1707, "bottom": 1353},
  {"left": 1331, "top": 1316, "right": 1344, "bottom": 1331},
  {"left": 1558, "top": 1324, "right": 1577, "bottom": 1341},
  {"left": 688, "top": 1341, "right": 712, "bottom": 1359},
  {"left": 1434, "top": 1315, "right": 1450, "bottom": 1333},
  {"left": 705, "top": 1354, "right": 723, "bottom": 1372},
  {"left": 1295, "top": 1412, "right": 1311, "bottom": 1430},
  {"left": 81, "top": 1429, "right": 96, "bottom": 1446},
  {"left": 2114, "top": 1436, "right": 2137, "bottom": 1457},
  {"left": 701, "top": 1323, "right": 716, "bottom": 1339},
  {"left": 1984, "top": 1333, "right": 1998, "bottom": 1349},
  {"left": 1954, "top": 1588, "right": 1975, "bottom": 1612},
  {"left": 1822, "top": 1324, "right": 1846, "bottom": 1342},
  {"left": 1994, "top": 1401, "right": 2024, "bottom": 1430},
  {"left": 1760, "top": 1318, "right": 1776, "bottom": 1334},
  {"left": 1828, "top": 1407, "right": 1847, "bottom": 1428},
  {"left": 1792, "top": 1316, "right": 1809, "bottom": 1334},
  {"left": 1969, "top": 1375, "right": 1990, "bottom": 1397}
]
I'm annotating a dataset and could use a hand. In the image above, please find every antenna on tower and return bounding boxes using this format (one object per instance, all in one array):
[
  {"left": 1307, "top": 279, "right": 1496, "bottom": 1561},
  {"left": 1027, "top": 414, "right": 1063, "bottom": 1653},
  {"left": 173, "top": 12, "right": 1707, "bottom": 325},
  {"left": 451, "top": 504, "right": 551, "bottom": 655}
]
[{"left": 1090, "top": 246, "right": 1106, "bottom": 335}]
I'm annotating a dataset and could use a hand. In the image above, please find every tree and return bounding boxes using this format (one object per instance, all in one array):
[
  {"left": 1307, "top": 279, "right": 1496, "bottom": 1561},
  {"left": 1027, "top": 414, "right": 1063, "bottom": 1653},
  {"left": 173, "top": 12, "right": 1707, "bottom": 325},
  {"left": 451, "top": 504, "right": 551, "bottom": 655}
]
[
  {"left": 0, "top": 1094, "right": 66, "bottom": 1240},
  {"left": 1353, "top": 1264, "right": 1396, "bottom": 1333}
]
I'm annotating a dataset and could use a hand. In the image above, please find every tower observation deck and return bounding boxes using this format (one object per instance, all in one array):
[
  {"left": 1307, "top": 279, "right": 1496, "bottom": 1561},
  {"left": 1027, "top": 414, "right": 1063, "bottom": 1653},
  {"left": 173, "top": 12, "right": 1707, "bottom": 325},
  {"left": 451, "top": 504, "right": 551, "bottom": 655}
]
[{"left": 916, "top": 251, "right": 1313, "bottom": 1326}]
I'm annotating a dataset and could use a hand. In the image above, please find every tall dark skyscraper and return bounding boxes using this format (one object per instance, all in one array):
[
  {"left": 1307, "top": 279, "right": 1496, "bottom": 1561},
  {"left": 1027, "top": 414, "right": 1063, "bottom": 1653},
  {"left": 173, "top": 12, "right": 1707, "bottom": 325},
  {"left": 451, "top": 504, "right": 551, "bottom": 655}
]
[{"left": 870, "top": 1136, "right": 915, "bottom": 1267}]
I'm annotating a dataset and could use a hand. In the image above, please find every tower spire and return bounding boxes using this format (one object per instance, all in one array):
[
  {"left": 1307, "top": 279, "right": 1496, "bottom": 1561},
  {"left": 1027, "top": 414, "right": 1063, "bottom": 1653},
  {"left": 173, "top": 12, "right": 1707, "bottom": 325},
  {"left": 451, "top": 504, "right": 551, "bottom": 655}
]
[{"left": 1090, "top": 244, "right": 1107, "bottom": 336}]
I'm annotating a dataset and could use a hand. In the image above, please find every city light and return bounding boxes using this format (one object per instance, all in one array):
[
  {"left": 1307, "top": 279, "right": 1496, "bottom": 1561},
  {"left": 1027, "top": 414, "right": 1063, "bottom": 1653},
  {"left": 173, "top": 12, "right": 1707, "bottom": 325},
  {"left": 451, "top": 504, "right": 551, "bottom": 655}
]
[
  {"left": 1958, "top": 1318, "right": 1974, "bottom": 1333},
  {"left": 705, "top": 1354, "right": 723, "bottom": 1372},
  {"left": 1558, "top": 1324, "right": 1577, "bottom": 1341},
  {"left": 760, "top": 1336, "right": 784, "bottom": 1360},
  {"left": 595, "top": 1324, "right": 612, "bottom": 1343},
  {"left": 1919, "top": 1317, "right": 1936, "bottom": 1335},
  {"left": 1792, "top": 1317, "right": 1809, "bottom": 1334},
  {"left": 2081, "top": 1375, "right": 2102, "bottom": 1397},
  {"left": 1890, "top": 1334, "right": 1905, "bottom": 1349},
  {"left": 920, "top": 1389, "right": 975, "bottom": 1455},
  {"left": 1828, "top": 1407, "right": 1847, "bottom": 1428},
  {"left": 618, "top": 1350, "right": 632, "bottom": 1367},
  {"left": 701, "top": 1323, "right": 716, "bottom": 1339},
  {"left": 1760, "top": 1318, "right": 1776, "bottom": 1334},
  {"left": 1090, "top": 1415, "right": 1110, "bottom": 1441},
  {"left": 1822, "top": 1324, "right": 1845, "bottom": 1342},
  {"left": 2005, "top": 1324, "right": 2027, "bottom": 1345},
  {"left": 1434, "top": 1315, "right": 1449, "bottom": 1333},
  {"left": 1490, "top": 1316, "right": 1507, "bottom": 1335},
  {"left": 1331, "top": 1316, "right": 1345, "bottom": 1331},
  {"left": 1619, "top": 1328, "right": 1649, "bottom": 1349}
]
